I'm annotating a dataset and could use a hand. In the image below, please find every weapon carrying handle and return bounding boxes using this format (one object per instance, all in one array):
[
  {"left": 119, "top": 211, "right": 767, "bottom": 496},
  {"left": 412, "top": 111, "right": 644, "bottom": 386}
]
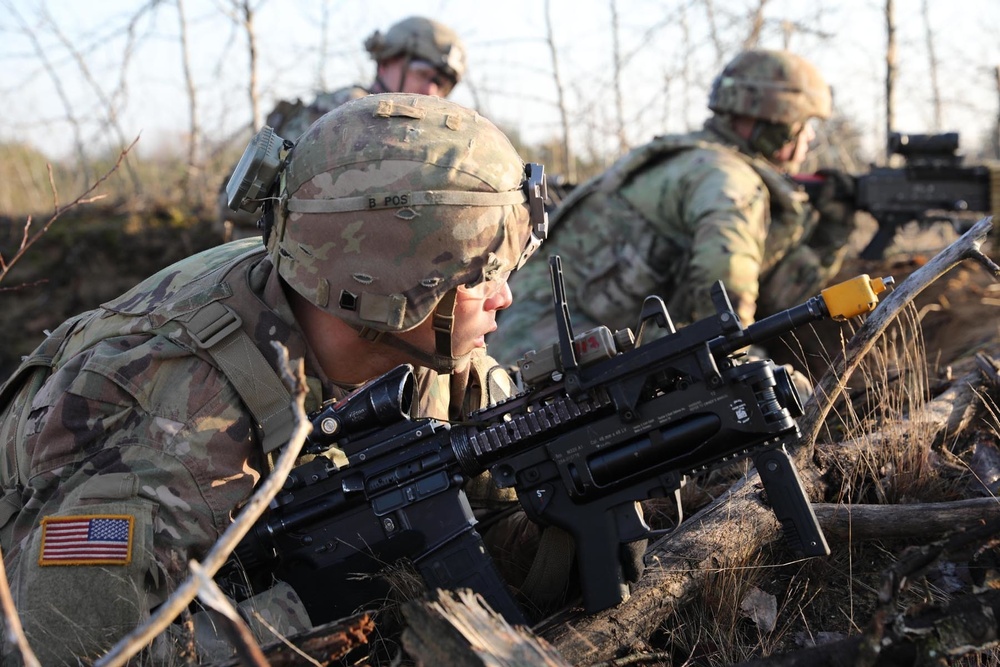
[
  {"left": 752, "top": 447, "right": 830, "bottom": 557},
  {"left": 413, "top": 526, "right": 528, "bottom": 626}
]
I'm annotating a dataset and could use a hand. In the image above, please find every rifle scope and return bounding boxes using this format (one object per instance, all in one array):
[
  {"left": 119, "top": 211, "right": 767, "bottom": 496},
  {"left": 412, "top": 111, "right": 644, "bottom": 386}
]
[
  {"left": 888, "top": 131, "right": 959, "bottom": 158},
  {"left": 305, "top": 364, "right": 415, "bottom": 453}
]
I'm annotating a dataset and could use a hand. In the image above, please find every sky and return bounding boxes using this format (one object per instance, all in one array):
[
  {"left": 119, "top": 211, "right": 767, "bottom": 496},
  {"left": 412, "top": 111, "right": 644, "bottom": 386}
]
[{"left": 2, "top": 0, "right": 999, "bottom": 168}]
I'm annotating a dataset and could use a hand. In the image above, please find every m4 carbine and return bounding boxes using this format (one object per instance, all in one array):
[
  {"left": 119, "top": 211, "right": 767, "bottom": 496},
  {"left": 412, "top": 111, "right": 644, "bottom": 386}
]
[
  {"left": 796, "top": 131, "right": 999, "bottom": 259},
  {"left": 223, "top": 257, "right": 892, "bottom": 626}
]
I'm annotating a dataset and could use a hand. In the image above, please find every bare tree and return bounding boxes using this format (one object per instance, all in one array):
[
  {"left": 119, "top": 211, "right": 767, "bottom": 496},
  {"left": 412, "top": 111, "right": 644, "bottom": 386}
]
[
  {"left": 743, "top": 0, "right": 769, "bottom": 49},
  {"left": 885, "top": 0, "right": 897, "bottom": 162},
  {"left": 610, "top": 0, "right": 628, "bottom": 154},
  {"left": 701, "top": 0, "right": 725, "bottom": 69},
  {"left": 176, "top": 0, "right": 201, "bottom": 201},
  {"left": 921, "top": 0, "right": 942, "bottom": 131},
  {"left": 221, "top": 0, "right": 264, "bottom": 132},
  {"left": 6, "top": 3, "right": 93, "bottom": 185},
  {"left": 317, "top": 0, "right": 331, "bottom": 91},
  {"left": 543, "top": 0, "right": 574, "bottom": 181},
  {"left": 36, "top": 3, "right": 153, "bottom": 194},
  {"left": 678, "top": 0, "right": 696, "bottom": 131}
]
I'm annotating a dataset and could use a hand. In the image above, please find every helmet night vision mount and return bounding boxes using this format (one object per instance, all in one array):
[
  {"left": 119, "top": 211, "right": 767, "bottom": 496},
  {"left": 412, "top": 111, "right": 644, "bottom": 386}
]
[{"left": 226, "top": 126, "right": 293, "bottom": 213}]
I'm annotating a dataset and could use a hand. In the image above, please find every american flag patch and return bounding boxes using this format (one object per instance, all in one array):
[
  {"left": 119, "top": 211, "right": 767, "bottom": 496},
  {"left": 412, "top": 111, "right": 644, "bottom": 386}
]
[{"left": 39, "top": 515, "right": 134, "bottom": 566}]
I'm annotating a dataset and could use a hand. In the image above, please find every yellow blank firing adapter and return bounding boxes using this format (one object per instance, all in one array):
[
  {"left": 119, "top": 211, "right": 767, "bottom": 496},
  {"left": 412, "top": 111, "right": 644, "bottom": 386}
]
[{"left": 820, "top": 274, "right": 894, "bottom": 320}]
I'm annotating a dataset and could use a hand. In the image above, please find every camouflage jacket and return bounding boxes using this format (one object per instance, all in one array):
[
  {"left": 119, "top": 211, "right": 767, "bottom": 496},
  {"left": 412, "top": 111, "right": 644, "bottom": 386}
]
[
  {"left": 266, "top": 85, "right": 371, "bottom": 142},
  {"left": 488, "top": 118, "right": 844, "bottom": 366},
  {"left": 0, "top": 239, "right": 516, "bottom": 665}
]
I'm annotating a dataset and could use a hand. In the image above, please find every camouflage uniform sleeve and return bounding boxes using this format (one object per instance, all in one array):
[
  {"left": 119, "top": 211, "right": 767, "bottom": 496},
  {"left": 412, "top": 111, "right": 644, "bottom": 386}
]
[
  {"left": 0, "top": 335, "right": 305, "bottom": 664},
  {"left": 679, "top": 152, "right": 770, "bottom": 324}
]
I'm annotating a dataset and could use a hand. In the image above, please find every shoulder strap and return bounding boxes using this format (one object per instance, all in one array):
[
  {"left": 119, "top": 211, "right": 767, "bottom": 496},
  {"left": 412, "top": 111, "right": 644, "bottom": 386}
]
[{"left": 182, "top": 301, "right": 295, "bottom": 454}]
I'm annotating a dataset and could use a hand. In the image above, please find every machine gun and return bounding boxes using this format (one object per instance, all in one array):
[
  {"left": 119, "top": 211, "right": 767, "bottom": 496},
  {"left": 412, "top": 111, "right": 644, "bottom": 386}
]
[
  {"left": 796, "top": 131, "right": 999, "bottom": 260},
  {"left": 221, "top": 257, "right": 892, "bottom": 626}
]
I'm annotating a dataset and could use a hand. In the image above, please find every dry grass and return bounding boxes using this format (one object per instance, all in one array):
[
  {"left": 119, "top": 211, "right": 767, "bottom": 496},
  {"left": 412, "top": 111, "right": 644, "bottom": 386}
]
[{"left": 646, "top": 300, "right": 1000, "bottom": 665}]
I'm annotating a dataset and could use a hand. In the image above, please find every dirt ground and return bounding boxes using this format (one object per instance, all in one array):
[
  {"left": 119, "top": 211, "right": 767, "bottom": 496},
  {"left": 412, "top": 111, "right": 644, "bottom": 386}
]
[{"left": 0, "top": 205, "right": 221, "bottom": 381}]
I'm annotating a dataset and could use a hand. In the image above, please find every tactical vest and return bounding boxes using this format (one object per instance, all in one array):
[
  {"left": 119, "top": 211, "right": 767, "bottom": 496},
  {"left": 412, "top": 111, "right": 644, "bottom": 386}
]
[
  {"left": 546, "top": 132, "right": 814, "bottom": 326},
  {"left": 554, "top": 132, "right": 813, "bottom": 264}
]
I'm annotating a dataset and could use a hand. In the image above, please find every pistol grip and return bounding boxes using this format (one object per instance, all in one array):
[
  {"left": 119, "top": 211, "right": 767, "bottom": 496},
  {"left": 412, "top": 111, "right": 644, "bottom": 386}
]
[
  {"left": 572, "top": 512, "right": 631, "bottom": 613},
  {"left": 753, "top": 447, "right": 830, "bottom": 557}
]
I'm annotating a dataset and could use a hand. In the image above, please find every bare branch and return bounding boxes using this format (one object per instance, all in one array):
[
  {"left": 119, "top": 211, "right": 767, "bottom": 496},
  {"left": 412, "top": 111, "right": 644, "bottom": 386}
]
[
  {"left": 36, "top": 4, "right": 146, "bottom": 192},
  {"left": 176, "top": 0, "right": 202, "bottom": 200},
  {"left": 544, "top": 0, "right": 574, "bottom": 180},
  {"left": 610, "top": 0, "right": 628, "bottom": 154},
  {"left": 0, "top": 137, "right": 138, "bottom": 285},
  {"left": 743, "top": 0, "right": 769, "bottom": 49},
  {"left": 885, "top": 0, "right": 897, "bottom": 161},
  {"left": 0, "top": 547, "right": 41, "bottom": 667},
  {"left": 921, "top": 0, "right": 943, "bottom": 130},
  {"left": 6, "top": 2, "right": 92, "bottom": 184}
]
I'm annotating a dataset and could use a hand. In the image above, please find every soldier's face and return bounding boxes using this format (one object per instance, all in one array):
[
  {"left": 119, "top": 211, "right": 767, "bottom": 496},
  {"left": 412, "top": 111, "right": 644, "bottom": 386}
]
[
  {"left": 396, "top": 278, "right": 513, "bottom": 366},
  {"left": 772, "top": 120, "right": 816, "bottom": 174},
  {"left": 378, "top": 58, "right": 454, "bottom": 97}
]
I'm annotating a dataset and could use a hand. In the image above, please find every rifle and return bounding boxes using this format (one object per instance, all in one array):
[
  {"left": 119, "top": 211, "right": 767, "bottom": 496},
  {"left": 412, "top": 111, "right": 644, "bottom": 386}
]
[
  {"left": 796, "top": 131, "right": 999, "bottom": 260},
  {"left": 221, "top": 257, "right": 892, "bottom": 626}
]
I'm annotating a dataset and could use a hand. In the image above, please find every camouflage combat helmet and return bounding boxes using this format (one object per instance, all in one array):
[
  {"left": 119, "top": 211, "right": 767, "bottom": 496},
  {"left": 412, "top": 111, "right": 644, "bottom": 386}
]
[
  {"left": 364, "top": 17, "right": 466, "bottom": 85},
  {"left": 268, "top": 93, "right": 547, "bottom": 370},
  {"left": 708, "top": 49, "right": 832, "bottom": 127}
]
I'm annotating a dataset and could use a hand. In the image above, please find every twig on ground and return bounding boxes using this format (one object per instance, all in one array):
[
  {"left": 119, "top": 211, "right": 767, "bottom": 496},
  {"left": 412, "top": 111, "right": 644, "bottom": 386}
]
[{"left": 0, "top": 546, "right": 41, "bottom": 667}]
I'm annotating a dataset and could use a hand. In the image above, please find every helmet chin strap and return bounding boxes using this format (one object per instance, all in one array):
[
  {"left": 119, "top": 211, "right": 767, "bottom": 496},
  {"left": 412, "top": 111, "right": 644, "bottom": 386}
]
[
  {"left": 373, "top": 53, "right": 413, "bottom": 95},
  {"left": 355, "top": 289, "right": 472, "bottom": 374}
]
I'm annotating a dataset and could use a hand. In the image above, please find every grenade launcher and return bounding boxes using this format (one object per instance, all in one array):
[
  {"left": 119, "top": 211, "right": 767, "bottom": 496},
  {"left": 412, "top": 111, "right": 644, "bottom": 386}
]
[{"left": 222, "top": 257, "right": 892, "bottom": 625}]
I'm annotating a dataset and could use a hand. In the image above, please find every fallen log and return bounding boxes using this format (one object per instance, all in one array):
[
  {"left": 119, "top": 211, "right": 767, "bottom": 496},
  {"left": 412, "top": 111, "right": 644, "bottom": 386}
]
[{"left": 813, "top": 497, "right": 1000, "bottom": 542}]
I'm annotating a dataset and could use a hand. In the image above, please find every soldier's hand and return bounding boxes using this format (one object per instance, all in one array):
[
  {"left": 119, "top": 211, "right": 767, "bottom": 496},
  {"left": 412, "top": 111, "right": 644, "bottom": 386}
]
[{"left": 809, "top": 168, "right": 859, "bottom": 252}]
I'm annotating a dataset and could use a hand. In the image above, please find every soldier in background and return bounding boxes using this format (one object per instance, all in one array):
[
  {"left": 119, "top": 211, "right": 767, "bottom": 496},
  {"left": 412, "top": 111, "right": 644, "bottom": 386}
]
[
  {"left": 0, "top": 94, "right": 553, "bottom": 665},
  {"left": 488, "top": 49, "right": 858, "bottom": 366},
  {"left": 216, "top": 16, "right": 467, "bottom": 241}
]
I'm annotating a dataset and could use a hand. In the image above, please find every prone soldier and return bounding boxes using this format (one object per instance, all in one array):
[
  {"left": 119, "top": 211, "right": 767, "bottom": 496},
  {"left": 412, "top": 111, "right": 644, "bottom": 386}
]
[{"left": 0, "top": 93, "right": 578, "bottom": 665}]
